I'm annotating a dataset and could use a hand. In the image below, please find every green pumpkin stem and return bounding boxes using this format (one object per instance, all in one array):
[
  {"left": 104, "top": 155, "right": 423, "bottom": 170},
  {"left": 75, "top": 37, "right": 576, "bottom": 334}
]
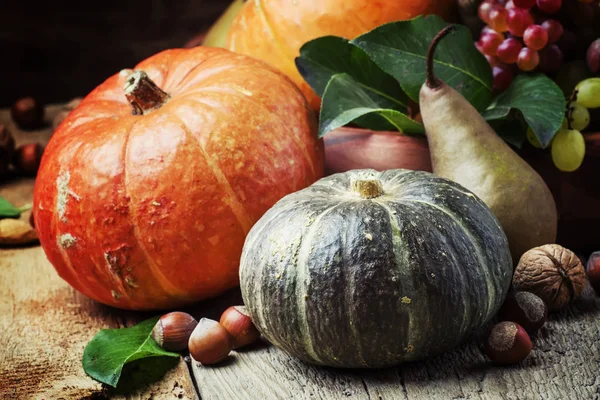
[
  {"left": 124, "top": 70, "right": 170, "bottom": 115},
  {"left": 352, "top": 179, "right": 384, "bottom": 199}
]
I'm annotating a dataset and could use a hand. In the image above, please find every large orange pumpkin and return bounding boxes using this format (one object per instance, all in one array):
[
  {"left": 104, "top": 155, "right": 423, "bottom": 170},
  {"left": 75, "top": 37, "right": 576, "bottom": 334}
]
[
  {"left": 225, "top": 0, "right": 457, "bottom": 110},
  {"left": 33, "top": 47, "right": 324, "bottom": 310}
]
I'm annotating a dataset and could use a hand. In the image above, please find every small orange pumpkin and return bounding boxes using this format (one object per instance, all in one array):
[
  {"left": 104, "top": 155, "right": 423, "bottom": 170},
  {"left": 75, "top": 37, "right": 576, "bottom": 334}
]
[
  {"left": 33, "top": 47, "right": 324, "bottom": 310},
  {"left": 225, "top": 0, "right": 457, "bottom": 110}
]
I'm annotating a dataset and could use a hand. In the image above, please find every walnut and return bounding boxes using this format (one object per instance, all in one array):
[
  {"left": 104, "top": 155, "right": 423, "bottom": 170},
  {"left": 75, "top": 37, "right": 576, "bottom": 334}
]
[{"left": 513, "top": 244, "right": 586, "bottom": 311}]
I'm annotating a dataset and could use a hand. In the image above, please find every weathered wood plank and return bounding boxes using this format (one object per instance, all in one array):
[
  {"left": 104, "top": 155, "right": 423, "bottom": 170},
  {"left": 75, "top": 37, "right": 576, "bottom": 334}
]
[
  {"left": 192, "top": 286, "right": 600, "bottom": 400},
  {"left": 0, "top": 107, "right": 198, "bottom": 400}
]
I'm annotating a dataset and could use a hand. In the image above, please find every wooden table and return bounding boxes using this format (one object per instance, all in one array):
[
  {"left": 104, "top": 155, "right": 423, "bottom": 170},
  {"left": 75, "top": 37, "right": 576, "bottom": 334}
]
[{"left": 1, "top": 105, "right": 600, "bottom": 400}]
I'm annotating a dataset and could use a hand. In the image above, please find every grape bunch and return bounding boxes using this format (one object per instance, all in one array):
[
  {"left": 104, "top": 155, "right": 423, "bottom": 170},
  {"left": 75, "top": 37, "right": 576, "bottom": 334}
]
[
  {"left": 476, "top": 0, "right": 600, "bottom": 92},
  {"left": 530, "top": 78, "right": 600, "bottom": 171}
]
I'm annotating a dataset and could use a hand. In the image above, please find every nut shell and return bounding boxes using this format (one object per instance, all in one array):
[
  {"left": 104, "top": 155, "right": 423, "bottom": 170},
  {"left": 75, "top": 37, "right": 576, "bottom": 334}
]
[
  {"left": 586, "top": 252, "right": 600, "bottom": 296},
  {"left": 513, "top": 244, "right": 586, "bottom": 311},
  {"left": 12, "top": 143, "right": 44, "bottom": 177},
  {"left": 152, "top": 311, "right": 198, "bottom": 351},
  {"left": 497, "top": 291, "right": 548, "bottom": 335},
  {"left": 188, "top": 318, "right": 233, "bottom": 365},
  {"left": 219, "top": 305, "right": 260, "bottom": 349},
  {"left": 0, "top": 218, "right": 38, "bottom": 245},
  {"left": 11, "top": 97, "right": 44, "bottom": 130},
  {"left": 485, "top": 321, "right": 532, "bottom": 364}
]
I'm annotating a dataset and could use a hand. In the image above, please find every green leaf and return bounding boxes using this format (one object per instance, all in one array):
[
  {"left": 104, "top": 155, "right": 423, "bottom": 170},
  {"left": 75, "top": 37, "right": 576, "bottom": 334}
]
[
  {"left": 319, "top": 73, "right": 425, "bottom": 138},
  {"left": 82, "top": 317, "right": 180, "bottom": 388},
  {"left": 351, "top": 15, "right": 493, "bottom": 111},
  {"left": 295, "top": 36, "right": 410, "bottom": 110},
  {"left": 0, "top": 197, "right": 23, "bottom": 218},
  {"left": 111, "top": 356, "right": 180, "bottom": 395},
  {"left": 488, "top": 115, "right": 528, "bottom": 149},
  {"left": 483, "top": 74, "right": 566, "bottom": 148}
]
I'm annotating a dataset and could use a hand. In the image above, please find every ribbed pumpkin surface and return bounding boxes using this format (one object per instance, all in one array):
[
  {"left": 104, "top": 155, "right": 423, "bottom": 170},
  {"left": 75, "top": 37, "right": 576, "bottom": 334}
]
[
  {"left": 240, "top": 169, "right": 512, "bottom": 368},
  {"left": 225, "top": 0, "right": 456, "bottom": 110},
  {"left": 33, "top": 47, "right": 324, "bottom": 310}
]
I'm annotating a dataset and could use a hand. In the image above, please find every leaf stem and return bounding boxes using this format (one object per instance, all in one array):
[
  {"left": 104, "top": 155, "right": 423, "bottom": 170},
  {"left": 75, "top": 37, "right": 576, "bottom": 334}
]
[{"left": 426, "top": 25, "right": 456, "bottom": 89}]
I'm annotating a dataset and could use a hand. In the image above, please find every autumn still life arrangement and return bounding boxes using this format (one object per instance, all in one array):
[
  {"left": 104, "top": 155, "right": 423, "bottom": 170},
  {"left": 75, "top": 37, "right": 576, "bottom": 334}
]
[{"left": 1, "top": 0, "right": 600, "bottom": 393}]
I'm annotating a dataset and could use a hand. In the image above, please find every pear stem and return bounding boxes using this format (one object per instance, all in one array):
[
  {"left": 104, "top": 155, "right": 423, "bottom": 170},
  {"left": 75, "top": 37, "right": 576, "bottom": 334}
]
[{"left": 426, "top": 25, "right": 457, "bottom": 89}]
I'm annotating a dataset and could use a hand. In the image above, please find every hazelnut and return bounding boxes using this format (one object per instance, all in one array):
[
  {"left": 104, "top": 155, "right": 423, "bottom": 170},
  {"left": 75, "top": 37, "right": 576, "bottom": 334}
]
[
  {"left": 11, "top": 97, "right": 44, "bottom": 130},
  {"left": 151, "top": 311, "right": 198, "bottom": 351},
  {"left": 12, "top": 143, "right": 44, "bottom": 177},
  {"left": 586, "top": 251, "right": 600, "bottom": 296},
  {"left": 513, "top": 244, "right": 586, "bottom": 311},
  {"left": 0, "top": 125, "right": 15, "bottom": 175},
  {"left": 219, "top": 306, "right": 260, "bottom": 348},
  {"left": 485, "top": 321, "right": 532, "bottom": 364},
  {"left": 52, "top": 97, "right": 83, "bottom": 130},
  {"left": 188, "top": 318, "right": 233, "bottom": 365},
  {"left": 497, "top": 291, "right": 548, "bottom": 335}
]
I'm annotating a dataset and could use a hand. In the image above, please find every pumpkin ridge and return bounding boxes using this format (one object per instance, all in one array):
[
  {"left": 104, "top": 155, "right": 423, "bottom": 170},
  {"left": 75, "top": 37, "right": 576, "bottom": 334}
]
[
  {"left": 49, "top": 141, "right": 118, "bottom": 304},
  {"left": 172, "top": 112, "right": 253, "bottom": 234},
  {"left": 122, "top": 119, "right": 191, "bottom": 301},
  {"left": 169, "top": 53, "right": 236, "bottom": 94},
  {"left": 177, "top": 63, "right": 315, "bottom": 117},
  {"left": 373, "top": 200, "right": 421, "bottom": 361},
  {"left": 190, "top": 85, "right": 318, "bottom": 179},
  {"left": 294, "top": 201, "right": 349, "bottom": 364},
  {"left": 53, "top": 209, "right": 101, "bottom": 301},
  {"left": 390, "top": 198, "right": 473, "bottom": 355},
  {"left": 253, "top": 0, "right": 299, "bottom": 71},
  {"left": 240, "top": 199, "right": 312, "bottom": 339},
  {"left": 242, "top": 198, "right": 322, "bottom": 350},
  {"left": 338, "top": 202, "right": 376, "bottom": 367},
  {"left": 404, "top": 198, "right": 495, "bottom": 325}
]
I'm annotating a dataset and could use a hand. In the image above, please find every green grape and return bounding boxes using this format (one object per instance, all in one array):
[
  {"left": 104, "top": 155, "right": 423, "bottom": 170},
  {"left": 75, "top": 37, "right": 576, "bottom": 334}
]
[
  {"left": 575, "top": 78, "right": 600, "bottom": 109},
  {"left": 569, "top": 103, "right": 590, "bottom": 131},
  {"left": 526, "top": 127, "right": 542, "bottom": 148},
  {"left": 551, "top": 129, "right": 586, "bottom": 172}
]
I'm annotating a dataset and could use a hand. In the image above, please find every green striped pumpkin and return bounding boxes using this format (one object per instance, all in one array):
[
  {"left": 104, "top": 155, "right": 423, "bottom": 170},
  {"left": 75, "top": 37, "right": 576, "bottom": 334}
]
[{"left": 239, "top": 169, "right": 512, "bottom": 368}]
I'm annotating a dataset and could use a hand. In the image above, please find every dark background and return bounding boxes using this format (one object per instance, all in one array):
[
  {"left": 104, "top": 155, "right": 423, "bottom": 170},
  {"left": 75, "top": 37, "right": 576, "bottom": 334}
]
[{"left": 0, "top": 1, "right": 229, "bottom": 107}]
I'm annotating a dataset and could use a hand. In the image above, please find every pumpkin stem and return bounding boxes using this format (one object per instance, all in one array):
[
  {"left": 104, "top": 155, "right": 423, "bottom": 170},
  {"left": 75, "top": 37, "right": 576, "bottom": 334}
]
[
  {"left": 124, "top": 70, "right": 170, "bottom": 115},
  {"left": 352, "top": 179, "right": 384, "bottom": 199},
  {"left": 426, "top": 25, "right": 456, "bottom": 89}
]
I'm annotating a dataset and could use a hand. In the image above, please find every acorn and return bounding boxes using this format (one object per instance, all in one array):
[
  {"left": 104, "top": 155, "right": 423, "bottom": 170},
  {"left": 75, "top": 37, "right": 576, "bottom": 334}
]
[
  {"left": 497, "top": 291, "right": 548, "bottom": 335},
  {"left": 219, "top": 306, "right": 260, "bottom": 349},
  {"left": 188, "top": 318, "right": 233, "bottom": 365},
  {"left": 485, "top": 321, "right": 532, "bottom": 364},
  {"left": 151, "top": 311, "right": 198, "bottom": 351}
]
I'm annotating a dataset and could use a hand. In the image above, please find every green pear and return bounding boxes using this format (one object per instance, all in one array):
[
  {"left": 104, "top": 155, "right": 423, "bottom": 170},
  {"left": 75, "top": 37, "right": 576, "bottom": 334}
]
[
  {"left": 203, "top": 0, "right": 246, "bottom": 48},
  {"left": 419, "top": 26, "right": 557, "bottom": 264}
]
